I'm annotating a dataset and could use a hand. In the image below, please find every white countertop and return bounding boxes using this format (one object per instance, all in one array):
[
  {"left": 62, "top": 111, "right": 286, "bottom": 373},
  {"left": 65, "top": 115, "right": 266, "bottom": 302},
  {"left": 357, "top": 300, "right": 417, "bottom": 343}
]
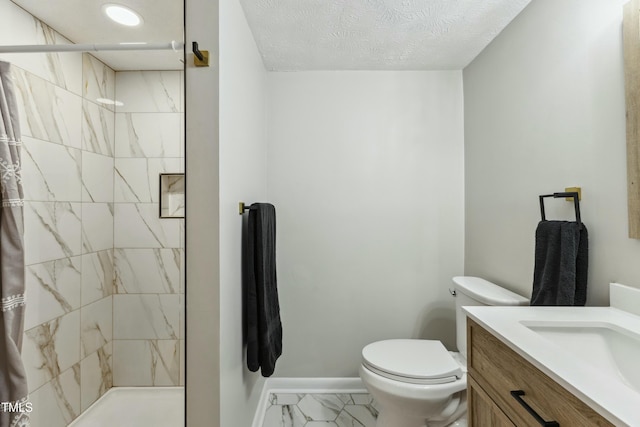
[{"left": 463, "top": 305, "right": 640, "bottom": 427}]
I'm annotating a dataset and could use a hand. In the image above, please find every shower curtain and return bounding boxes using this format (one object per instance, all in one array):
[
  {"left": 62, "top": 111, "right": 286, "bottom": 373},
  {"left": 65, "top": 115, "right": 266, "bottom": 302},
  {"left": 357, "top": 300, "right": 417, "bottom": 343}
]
[{"left": 0, "top": 61, "right": 30, "bottom": 427}]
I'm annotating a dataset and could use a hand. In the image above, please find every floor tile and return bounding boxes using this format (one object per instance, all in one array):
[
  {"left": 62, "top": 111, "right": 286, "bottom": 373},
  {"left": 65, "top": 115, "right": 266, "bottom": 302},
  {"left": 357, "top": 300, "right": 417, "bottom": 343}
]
[
  {"left": 262, "top": 392, "right": 377, "bottom": 427},
  {"left": 297, "top": 394, "right": 344, "bottom": 421},
  {"left": 262, "top": 404, "right": 307, "bottom": 427}
]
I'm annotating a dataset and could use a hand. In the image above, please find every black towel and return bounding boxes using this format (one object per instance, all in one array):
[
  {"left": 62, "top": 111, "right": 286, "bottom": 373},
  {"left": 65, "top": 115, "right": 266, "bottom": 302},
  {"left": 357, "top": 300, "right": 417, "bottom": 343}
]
[
  {"left": 245, "top": 203, "right": 282, "bottom": 377},
  {"left": 531, "top": 220, "right": 588, "bottom": 306}
]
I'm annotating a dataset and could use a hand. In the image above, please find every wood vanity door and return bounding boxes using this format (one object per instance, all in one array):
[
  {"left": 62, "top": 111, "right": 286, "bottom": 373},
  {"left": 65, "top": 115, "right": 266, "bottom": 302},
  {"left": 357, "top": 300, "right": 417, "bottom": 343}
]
[{"left": 469, "top": 377, "right": 515, "bottom": 427}]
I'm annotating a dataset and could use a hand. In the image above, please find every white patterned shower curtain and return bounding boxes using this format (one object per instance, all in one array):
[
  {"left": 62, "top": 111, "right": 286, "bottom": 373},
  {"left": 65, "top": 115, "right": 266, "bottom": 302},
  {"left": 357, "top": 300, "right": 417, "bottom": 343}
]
[{"left": 0, "top": 61, "right": 30, "bottom": 427}]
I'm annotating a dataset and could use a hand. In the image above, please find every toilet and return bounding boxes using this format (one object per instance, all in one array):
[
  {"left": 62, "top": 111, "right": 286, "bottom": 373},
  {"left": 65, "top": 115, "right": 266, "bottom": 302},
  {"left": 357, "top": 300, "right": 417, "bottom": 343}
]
[{"left": 359, "top": 276, "right": 529, "bottom": 427}]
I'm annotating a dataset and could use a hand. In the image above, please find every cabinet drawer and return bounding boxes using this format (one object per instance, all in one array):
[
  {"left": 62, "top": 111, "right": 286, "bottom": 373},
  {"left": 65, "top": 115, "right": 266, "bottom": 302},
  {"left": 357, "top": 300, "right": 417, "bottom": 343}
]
[{"left": 467, "top": 319, "right": 612, "bottom": 427}]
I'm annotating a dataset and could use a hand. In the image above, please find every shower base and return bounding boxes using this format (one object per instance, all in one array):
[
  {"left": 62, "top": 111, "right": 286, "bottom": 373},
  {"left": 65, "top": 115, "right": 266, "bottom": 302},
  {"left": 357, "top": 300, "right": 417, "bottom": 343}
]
[{"left": 68, "top": 387, "right": 184, "bottom": 427}]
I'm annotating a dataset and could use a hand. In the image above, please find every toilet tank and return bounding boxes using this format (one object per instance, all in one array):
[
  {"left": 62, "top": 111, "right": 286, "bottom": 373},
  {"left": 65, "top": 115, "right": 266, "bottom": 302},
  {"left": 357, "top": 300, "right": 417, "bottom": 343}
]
[{"left": 452, "top": 276, "right": 529, "bottom": 358}]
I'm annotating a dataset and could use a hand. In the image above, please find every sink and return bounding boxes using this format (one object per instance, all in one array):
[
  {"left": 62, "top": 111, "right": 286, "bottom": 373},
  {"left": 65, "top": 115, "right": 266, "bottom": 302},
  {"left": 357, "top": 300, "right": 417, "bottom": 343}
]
[
  {"left": 464, "top": 287, "right": 640, "bottom": 427},
  {"left": 521, "top": 321, "right": 640, "bottom": 392}
]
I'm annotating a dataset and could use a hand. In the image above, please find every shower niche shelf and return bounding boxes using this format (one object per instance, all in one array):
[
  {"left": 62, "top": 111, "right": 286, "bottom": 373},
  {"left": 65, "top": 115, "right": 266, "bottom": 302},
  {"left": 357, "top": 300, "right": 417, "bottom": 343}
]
[{"left": 159, "top": 173, "right": 185, "bottom": 218}]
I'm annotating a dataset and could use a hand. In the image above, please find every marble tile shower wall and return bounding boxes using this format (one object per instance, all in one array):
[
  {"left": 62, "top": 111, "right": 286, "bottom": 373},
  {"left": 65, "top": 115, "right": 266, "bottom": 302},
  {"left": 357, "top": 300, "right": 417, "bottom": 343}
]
[
  {"left": 112, "top": 70, "right": 185, "bottom": 388},
  {"left": 0, "top": 3, "right": 184, "bottom": 425},
  {"left": 12, "top": 49, "right": 116, "bottom": 426}
]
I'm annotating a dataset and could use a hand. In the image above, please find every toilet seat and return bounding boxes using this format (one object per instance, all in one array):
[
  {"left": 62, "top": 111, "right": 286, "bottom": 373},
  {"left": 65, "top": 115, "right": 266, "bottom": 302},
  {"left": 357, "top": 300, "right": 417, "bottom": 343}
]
[{"left": 362, "top": 339, "right": 462, "bottom": 385}]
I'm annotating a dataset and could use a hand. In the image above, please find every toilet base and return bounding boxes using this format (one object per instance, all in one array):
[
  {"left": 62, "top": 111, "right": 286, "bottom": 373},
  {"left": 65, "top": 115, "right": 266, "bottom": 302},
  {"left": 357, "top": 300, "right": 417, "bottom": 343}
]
[
  {"left": 374, "top": 405, "right": 467, "bottom": 427},
  {"left": 360, "top": 364, "right": 468, "bottom": 427}
]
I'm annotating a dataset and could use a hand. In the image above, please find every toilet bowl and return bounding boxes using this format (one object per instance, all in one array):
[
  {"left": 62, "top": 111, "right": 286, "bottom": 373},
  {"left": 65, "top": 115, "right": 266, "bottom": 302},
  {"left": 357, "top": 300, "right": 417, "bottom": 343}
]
[
  {"left": 359, "top": 277, "right": 529, "bottom": 427},
  {"left": 360, "top": 340, "right": 467, "bottom": 427}
]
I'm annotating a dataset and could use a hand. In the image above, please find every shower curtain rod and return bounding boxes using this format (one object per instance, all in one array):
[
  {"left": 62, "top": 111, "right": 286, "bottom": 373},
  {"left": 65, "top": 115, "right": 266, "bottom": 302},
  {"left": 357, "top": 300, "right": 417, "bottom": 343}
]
[{"left": 0, "top": 41, "right": 184, "bottom": 54}]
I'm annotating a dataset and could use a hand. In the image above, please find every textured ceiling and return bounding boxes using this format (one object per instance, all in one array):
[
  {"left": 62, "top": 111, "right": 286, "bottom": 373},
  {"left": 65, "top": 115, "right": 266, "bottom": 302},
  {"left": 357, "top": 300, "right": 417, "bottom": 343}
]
[
  {"left": 9, "top": 0, "right": 531, "bottom": 71},
  {"left": 240, "top": 0, "right": 532, "bottom": 70}
]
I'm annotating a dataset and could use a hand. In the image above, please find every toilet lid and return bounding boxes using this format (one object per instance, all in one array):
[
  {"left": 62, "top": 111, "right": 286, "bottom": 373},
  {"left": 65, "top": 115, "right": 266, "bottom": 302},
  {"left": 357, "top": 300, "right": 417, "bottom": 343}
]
[{"left": 362, "top": 339, "right": 462, "bottom": 385}]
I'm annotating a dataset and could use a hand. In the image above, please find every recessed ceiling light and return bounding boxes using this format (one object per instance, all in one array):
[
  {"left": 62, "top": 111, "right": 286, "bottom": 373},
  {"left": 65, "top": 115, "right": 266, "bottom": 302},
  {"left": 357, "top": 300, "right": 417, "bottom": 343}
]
[{"left": 102, "top": 4, "right": 143, "bottom": 27}]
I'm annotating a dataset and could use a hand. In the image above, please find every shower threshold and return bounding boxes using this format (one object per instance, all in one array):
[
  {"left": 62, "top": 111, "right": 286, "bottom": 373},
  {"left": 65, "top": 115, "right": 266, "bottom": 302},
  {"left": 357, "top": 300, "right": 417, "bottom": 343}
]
[{"left": 68, "top": 387, "right": 184, "bottom": 427}]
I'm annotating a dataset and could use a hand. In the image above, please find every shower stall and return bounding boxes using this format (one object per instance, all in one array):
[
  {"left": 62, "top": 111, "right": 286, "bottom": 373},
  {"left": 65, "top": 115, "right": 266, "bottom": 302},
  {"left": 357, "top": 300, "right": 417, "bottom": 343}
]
[{"left": 0, "top": 0, "right": 186, "bottom": 425}]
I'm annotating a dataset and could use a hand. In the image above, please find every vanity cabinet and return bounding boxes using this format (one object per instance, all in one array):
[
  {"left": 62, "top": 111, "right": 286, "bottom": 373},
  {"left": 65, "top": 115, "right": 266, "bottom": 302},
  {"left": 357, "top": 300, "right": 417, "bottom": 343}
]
[
  {"left": 469, "top": 376, "right": 515, "bottom": 427},
  {"left": 467, "top": 318, "right": 613, "bottom": 427}
]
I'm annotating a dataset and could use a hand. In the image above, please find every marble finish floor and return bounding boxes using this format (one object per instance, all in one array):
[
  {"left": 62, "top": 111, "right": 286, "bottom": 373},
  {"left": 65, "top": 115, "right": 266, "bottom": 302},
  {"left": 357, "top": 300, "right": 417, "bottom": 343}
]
[{"left": 262, "top": 393, "right": 378, "bottom": 427}]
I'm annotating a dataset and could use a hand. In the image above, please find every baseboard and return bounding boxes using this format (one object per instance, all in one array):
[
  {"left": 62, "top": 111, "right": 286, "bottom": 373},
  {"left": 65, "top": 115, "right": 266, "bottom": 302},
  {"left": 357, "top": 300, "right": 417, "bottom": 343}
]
[{"left": 251, "top": 377, "right": 366, "bottom": 427}]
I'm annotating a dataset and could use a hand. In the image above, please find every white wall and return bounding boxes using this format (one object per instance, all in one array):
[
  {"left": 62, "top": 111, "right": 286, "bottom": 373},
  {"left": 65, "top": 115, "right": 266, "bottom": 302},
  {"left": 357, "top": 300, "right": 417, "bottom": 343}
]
[
  {"left": 463, "top": 0, "right": 639, "bottom": 305},
  {"left": 267, "top": 71, "right": 465, "bottom": 376},
  {"left": 185, "top": 0, "right": 221, "bottom": 423},
  {"left": 219, "top": 0, "right": 268, "bottom": 425}
]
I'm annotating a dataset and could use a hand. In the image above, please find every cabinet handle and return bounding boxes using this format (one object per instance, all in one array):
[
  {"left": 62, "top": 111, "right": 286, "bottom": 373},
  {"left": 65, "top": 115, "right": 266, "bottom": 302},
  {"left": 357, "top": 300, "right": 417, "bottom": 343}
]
[{"left": 510, "top": 390, "right": 559, "bottom": 427}]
